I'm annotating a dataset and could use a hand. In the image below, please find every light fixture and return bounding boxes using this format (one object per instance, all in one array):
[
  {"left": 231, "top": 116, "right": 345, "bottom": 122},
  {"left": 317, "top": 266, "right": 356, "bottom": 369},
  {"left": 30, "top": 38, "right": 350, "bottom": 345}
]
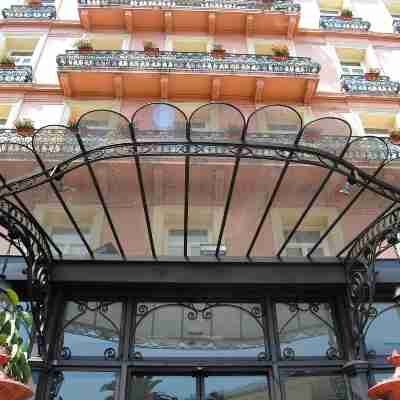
[
  {"left": 339, "top": 181, "right": 353, "bottom": 195},
  {"left": 339, "top": 172, "right": 357, "bottom": 195},
  {"left": 393, "top": 286, "right": 400, "bottom": 303}
]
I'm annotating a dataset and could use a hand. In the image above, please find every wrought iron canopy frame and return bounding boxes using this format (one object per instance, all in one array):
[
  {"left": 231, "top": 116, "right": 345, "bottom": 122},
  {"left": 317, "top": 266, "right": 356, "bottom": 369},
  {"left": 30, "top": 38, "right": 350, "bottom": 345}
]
[{"left": 0, "top": 102, "right": 399, "bottom": 360}]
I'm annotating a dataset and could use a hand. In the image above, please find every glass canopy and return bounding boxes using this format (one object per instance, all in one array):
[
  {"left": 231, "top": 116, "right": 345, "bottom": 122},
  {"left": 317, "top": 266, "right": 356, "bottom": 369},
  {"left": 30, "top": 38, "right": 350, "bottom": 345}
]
[{"left": 0, "top": 102, "right": 399, "bottom": 262}]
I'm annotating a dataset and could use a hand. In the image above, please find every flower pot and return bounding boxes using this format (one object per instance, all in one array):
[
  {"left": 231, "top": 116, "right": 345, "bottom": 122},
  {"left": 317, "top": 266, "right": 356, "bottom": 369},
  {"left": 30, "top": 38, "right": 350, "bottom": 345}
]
[
  {"left": 0, "top": 374, "right": 34, "bottom": 400},
  {"left": 0, "top": 64, "right": 15, "bottom": 69},
  {"left": 27, "top": 0, "right": 41, "bottom": 7},
  {"left": 16, "top": 128, "right": 34, "bottom": 137},
  {"left": 339, "top": 16, "right": 352, "bottom": 20},
  {"left": 78, "top": 47, "right": 93, "bottom": 53},
  {"left": 211, "top": 49, "right": 226, "bottom": 59},
  {"left": 144, "top": 47, "right": 159, "bottom": 57},
  {"left": 272, "top": 55, "right": 289, "bottom": 61},
  {"left": 364, "top": 72, "right": 380, "bottom": 81},
  {"left": 390, "top": 134, "right": 400, "bottom": 145}
]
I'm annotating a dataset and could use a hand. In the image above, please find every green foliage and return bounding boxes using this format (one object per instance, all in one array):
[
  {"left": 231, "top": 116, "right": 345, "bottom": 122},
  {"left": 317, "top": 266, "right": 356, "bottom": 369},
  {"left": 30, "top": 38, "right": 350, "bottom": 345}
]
[
  {"left": 340, "top": 8, "right": 353, "bottom": 18},
  {"left": 101, "top": 376, "right": 162, "bottom": 400},
  {"left": 0, "top": 303, "right": 32, "bottom": 384}
]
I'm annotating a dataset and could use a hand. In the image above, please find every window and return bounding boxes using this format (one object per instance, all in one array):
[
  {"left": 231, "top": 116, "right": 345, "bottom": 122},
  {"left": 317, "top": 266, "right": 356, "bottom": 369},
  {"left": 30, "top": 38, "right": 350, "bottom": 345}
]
[
  {"left": 359, "top": 112, "right": 396, "bottom": 138},
  {"left": 9, "top": 51, "right": 33, "bottom": 66},
  {"left": 167, "top": 229, "right": 208, "bottom": 256},
  {"left": 133, "top": 303, "right": 266, "bottom": 358},
  {"left": 51, "top": 227, "right": 91, "bottom": 256},
  {"left": 336, "top": 48, "right": 366, "bottom": 76},
  {"left": 284, "top": 230, "right": 325, "bottom": 257},
  {"left": 320, "top": 9, "right": 340, "bottom": 16},
  {"left": 172, "top": 37, "right": 209, "bottom": 53},
  {"left": 340, "top": 62, "right": 364, "bottom": 75}
]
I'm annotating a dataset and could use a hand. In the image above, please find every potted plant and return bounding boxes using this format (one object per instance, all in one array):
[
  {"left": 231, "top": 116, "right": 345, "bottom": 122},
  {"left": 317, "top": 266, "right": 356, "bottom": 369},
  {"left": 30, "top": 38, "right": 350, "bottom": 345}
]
[
  {"left": 211, "top": 44, "right": 226, "bottom": 59},
  {"left": 364, "top": 67, "right": 381, "bottom": 81},
  {"left": 271, "top": 44, "right": 289, "bottom": 61},
  {"left": 143, "top": 41, "right": 159, "bottom": 57},
  {"left": 14, "top": 118, "right": 35, "bottom": 137},
  {"left": 390, "top": 129, "right": 400, "bottom": 145},
  {"left": 25, "top": 0, "right": 41, "bottom": 7},
  {"left": 67, "top": 116, "right": 79, "bottom": 131},
  {"left": 0, "top": 286, "right": 33, "bottom": 400},
  {"left": 340, "top": 8, "right": 353, "bottom": 20},
  {"left": 73, "top": 38, "right": 94, "bottom": 53},
  {"left": 0, "top": 56, "right": 15, "bottom": 69}
]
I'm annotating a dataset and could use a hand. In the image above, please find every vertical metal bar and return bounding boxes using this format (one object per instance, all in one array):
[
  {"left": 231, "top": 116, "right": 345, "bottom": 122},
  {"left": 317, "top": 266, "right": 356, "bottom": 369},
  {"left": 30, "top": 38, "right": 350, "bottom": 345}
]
[
  {"left": 0, "top": 174, "right": 63, "bottom": 258},
  {"left": 307, "top": 165, "right": 386, "bottom": 257},
  {"left": 336, "top": 200, "right": 397, "bottom": 257},
  {"left": 34, "top": 156, "right": 94, "bottom": 259},
  {"left": 75, "top": 135, "right": 126, "bottom": 260},
  {"left": 265, "top": 297, "right": 283, "bottom": 400},
  {"left": 277, "top": 170, "right": 333, "bottom": 257},
  {"left": 129, "top": 126, "right": 157, "bottom": 259},
  {"left": 184, "top": 156, "right": 190, "bottom": 259},
  {"left": 215, "top": 158, "right": 241, "bottom": 257},
  {"left": 246, "top": 162, "right": 291, "bottom": 258}
]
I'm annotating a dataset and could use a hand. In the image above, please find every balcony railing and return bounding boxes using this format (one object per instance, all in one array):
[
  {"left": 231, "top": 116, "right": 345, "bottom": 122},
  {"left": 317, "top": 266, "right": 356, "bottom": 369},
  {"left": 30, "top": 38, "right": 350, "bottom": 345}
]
[
  {"left": 77, "top": 0, "right": 301, "bottom": 12},
  {"left": 0, "top": 67, "right": 33, "bottom": 84},
  {"left": 56, "top": 50, "right": 320, "bottom": 75},
  {"left": 341, "top": 75, "right": 400, "bottom": 96},
  {"left": 0, "top": 128, "right": 394, "bottom": 162},
  {"left": 319, "top": 16, "right": 371, "bottom": 31},
  {"left": 2, "top": 5, "right": 56, "bottom": 19},
  {"left": 393, "top": 18, "right": 400, "bottom": 33}
]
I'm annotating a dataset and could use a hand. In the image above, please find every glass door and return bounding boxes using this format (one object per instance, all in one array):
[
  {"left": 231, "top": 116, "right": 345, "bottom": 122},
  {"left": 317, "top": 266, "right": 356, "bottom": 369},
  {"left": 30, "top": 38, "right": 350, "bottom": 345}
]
[{"left": 128, "top": 374, "right": 271, "bottom": 400}]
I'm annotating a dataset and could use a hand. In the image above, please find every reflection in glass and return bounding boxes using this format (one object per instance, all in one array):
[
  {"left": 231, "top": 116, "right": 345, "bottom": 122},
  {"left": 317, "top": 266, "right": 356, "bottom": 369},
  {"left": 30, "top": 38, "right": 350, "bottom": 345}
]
[
  {"left": 365, "top": 303, "right": 400, "bottom": 357},
  {"left": 60, "top": 301, "right": 122, "bottom": 358},
  {"left": 371, "top": 372, "right": 394, "bottom": 386},
  {"left": 283, "top": 375, "right": 347, "bottom": 400},
  {"left": 134, "top": 303, "right": 266, "bottom": 358},
  {"left": 205, "top": 376, "right": 271, "bottom": 400},
  {"left": 276, "top": 303, "right": 339, "bottom": 359},
  {"left": 130, "top": 376, "right": 195, "bottom": 400},
  {"left": 27, "top": 370, "right": 40, "bottom": 400},
  {"left": 56, "top": 371, "right": 119, "bottom": 400}
]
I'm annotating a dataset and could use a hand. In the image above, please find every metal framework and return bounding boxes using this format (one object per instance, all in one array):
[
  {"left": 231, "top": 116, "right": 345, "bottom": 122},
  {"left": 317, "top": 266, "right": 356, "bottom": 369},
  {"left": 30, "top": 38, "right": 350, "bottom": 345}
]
[{"left": 0, "top": 102, "right": 399, "bottom": 363}]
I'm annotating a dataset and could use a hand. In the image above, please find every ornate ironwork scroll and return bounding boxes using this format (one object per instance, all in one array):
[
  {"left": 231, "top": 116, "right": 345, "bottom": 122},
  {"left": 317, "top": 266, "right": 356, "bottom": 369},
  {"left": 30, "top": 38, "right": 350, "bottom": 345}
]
[
  {"left": 346, "top": 207, "right": 400, "bottom": 356},
  {"left": 0, "top": 199, "right": 53, "bottom": 358}
]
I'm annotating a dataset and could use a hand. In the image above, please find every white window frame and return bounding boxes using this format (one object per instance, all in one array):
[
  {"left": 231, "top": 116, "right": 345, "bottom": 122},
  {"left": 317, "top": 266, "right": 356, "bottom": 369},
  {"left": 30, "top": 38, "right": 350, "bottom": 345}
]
[
  {"left": 340, "top": 61, "right": 365, "bottom": 75},
  {"left": 283, "top": 228, "right": 328, "bottom": 257},
  {"left": 167, "top": 229, "right": 209, "bottom": 256}
]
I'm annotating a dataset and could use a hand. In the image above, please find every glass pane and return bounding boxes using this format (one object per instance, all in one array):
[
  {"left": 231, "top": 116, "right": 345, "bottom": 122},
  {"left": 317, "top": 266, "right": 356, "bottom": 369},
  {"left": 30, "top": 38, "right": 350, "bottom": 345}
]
[
  {"left": 276, "top": 303, "right": 340, "bottom": 359},
  {"left": 371, "top": 371, "right": 394, "bottom": 386},
  {"left": 130, "top": 376, "right": 195, "bottom": 400},
  {"left": 205, "top": 376, "right": 271, "bottom": 400},
  {"left": 134, "top": 303, "right": 266, "bottom": 358},
  {"left": 365, "top": 303, "right": 400, "bottom": 357},
  {"left": 283, "top": 375, "right": 348, "bottom": 400},
  {"left": 60, "top": 301, "right": 122, "bottom": 359},
  {"left": 27, "top": 370, "right": 40, "bottom": 400},
  {"left": 56, "top": 371, "right": 119, "bottom": 400}
]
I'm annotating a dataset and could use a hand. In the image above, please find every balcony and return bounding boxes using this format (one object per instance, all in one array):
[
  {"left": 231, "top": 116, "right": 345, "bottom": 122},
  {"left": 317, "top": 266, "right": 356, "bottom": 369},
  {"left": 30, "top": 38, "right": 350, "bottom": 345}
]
[
  {"left": 77, "top": 0, "right": 300, "bottom": 37},
  {"left": 393, "top": 18, "right": 400, "bottom": 33},
  {"left": 341, "top": 75, "right": 400, "bottom": 96},
  {"left": 56, "top": 50, "right": 320, "bottom": 103},
  {"left": 2, "top": 4, "right": 56, "bottom": 20},
  {"left": 319, "top": 16, "right": 371, "bottom": 32},
  {"left": 0, "top": 67, "right": 33, "bottom": 84}
]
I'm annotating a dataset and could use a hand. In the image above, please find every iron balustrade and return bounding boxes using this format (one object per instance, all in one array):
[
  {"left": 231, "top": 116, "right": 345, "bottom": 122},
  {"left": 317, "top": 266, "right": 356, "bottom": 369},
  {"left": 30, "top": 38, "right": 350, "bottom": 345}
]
[
  {"left": 341, "top": 75, "right": 400, "bottom": 96},
  {"left": 0, "top": 128, "right": 394, "bottom": 162},
  {"left": 0, "top": 66, "right": 33, "bottom": 84},
  {"left": 2, "top": 5, "right": 56, "bottom": 19},
  {"left": 319, "top": 16, "right": 371, "bottom": 31},
  {"left": 77, "top": 0, "right": 301, "bottom": 12},
  {"left": 56, "top": 50, "right": 320, "bottom": 75},
  {"left": 393, "top": 18, "right": 400, "bottom": 33}
]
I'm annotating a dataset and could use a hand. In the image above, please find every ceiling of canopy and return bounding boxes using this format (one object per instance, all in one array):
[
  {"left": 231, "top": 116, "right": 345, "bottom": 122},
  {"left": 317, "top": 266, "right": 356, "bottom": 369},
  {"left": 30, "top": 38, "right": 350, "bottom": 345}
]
[{"left": 0, "top": 102, "right": 400, "bottom": 263}]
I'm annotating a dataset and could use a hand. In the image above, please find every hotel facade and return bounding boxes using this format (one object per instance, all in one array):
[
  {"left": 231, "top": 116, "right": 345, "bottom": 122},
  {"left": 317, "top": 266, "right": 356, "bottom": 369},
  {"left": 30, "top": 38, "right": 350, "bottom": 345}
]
[{"left": 1, "top": 0, "right": 400, "bottom": 400}]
